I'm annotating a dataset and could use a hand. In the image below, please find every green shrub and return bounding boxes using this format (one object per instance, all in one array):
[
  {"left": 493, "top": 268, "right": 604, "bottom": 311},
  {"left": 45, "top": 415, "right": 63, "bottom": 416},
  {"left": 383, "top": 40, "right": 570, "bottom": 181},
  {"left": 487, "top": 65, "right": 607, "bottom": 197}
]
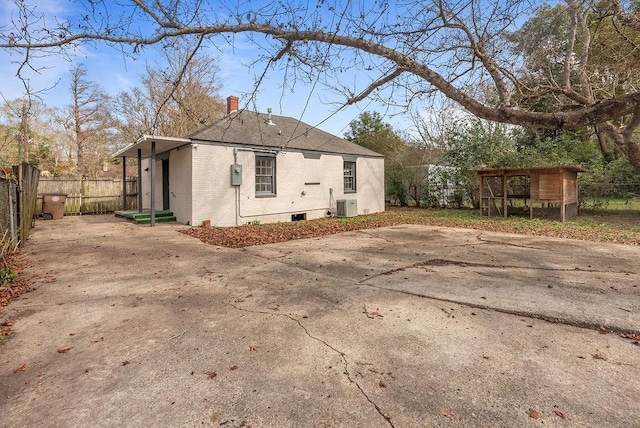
[{"left": 0, "top": 267, "right": 17, "bottom": 287}]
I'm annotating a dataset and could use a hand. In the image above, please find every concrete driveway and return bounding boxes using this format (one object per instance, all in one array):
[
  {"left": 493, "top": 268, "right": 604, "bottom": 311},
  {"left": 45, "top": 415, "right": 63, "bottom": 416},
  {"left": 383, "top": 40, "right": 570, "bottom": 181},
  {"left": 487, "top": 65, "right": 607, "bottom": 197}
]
[{"left": 1, "top": 215, "right": 639, "bottom": 427}]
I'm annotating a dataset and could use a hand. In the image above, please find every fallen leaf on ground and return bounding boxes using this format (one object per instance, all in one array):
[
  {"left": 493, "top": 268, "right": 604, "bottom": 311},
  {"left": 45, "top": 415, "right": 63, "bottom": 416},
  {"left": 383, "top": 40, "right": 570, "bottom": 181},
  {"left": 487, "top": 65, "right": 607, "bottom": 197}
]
[
  {"left": 621, "top": 332, "right": 640, "bottom": 340},
  {"left": 527, "top": 408, "right": 539, "bottom": 419},
  {"left": 554, "top": 410, "right": 566, "bottom": 419},
  {"left": 207, "top": 371, "right": 218, "bottom": 379},
  {"left": 230, "top": 365, "right": 238, "bottom": 371},
  {"left": 363, "top": 305, "right": 383, "bottom": 319},
  {"left": 14, "top": 363, "right": 29, "bottom": 373},
  {"left": 592, "top": 352, "right": 608, "bottom": 361},
  {"left": 57, "top": 347, "right": 72, "bottom": 353}
]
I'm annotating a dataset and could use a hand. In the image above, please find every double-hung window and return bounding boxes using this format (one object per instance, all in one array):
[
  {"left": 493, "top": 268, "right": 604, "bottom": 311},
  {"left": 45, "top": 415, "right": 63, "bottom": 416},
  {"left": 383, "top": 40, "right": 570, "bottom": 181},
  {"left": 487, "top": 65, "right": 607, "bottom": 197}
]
[
  {"left": 343, "top": 160, "right": 356, "bottom": 193},
  {"left": 255, "top": 154, "right": 276, "bottom": 196}
]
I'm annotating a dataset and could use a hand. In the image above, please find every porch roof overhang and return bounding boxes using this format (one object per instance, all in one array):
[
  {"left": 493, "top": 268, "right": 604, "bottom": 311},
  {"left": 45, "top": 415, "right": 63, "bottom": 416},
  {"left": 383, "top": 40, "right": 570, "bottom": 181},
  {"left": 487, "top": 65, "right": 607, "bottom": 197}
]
[{"left": 113, "top": 135, "right": 192, "bottom": 158}]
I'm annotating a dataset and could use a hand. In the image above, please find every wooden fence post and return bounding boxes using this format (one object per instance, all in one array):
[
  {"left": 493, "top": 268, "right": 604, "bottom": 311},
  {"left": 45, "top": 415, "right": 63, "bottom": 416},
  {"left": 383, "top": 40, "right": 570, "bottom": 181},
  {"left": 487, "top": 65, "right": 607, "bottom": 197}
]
[{"left": 81, "top": 177, "right": 89, "bottom": 214}]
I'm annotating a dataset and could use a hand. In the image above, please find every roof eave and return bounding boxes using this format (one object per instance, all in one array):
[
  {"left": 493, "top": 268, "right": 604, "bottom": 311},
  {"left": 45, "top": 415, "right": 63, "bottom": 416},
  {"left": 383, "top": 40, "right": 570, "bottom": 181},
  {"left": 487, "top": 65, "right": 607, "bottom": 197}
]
[{"left": 113, "top": 135, "right": 192, "bottom": 159}]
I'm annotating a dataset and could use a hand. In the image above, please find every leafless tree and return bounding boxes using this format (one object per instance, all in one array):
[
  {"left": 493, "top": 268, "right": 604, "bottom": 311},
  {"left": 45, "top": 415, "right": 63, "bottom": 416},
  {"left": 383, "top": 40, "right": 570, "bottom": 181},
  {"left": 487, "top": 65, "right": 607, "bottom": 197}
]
[
  {"left": 1, "top": 0, "right": 639, "bottom": 170},
  {"left": 63, "top": 64, "right": 114, "bottom": 177},
  {"left": 114, "top": 37, "right": 225, "bottom": 147}
]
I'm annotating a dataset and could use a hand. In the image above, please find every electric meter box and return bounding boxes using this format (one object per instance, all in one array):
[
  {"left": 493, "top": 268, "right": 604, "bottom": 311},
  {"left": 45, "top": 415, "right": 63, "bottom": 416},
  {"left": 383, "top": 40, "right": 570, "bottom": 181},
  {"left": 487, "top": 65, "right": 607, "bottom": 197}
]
[{"left": 231, "top": 164, "right": 243, "bottom": 186}]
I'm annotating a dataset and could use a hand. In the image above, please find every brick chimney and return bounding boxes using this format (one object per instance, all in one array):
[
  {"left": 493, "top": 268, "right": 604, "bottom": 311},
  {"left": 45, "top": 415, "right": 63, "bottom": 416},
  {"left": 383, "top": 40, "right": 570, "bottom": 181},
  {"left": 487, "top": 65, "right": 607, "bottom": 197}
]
[{"left": 227, "top": 95, "right": 239, "bottom": 114}]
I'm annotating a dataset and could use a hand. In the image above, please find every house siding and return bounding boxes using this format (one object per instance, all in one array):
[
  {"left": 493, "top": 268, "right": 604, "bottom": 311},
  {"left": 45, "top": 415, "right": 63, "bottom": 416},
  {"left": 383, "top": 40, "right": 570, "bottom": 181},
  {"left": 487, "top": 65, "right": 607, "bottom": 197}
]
[
  {"left": 191, "top": 145, "right": 237, "bottom": 227},
  {"left": 169, "top": 145, "right": 192, "bottom": 224},
  {"left": 354, "top": 157, "right": 385, "bottom": 214},
  {"left": 189, "top": 144, "right": 385, "bottom": 227},
  {"left": 140, "top": 158, "right": 151, "bottom": 210}
]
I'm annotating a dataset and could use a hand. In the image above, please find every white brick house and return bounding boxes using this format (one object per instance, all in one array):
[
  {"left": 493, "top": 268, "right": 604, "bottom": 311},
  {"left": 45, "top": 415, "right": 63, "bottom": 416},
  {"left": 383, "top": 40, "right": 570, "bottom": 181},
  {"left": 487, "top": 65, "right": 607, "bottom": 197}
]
[{"left": 115, "top": 96, "right": 385, "bottom": 227}]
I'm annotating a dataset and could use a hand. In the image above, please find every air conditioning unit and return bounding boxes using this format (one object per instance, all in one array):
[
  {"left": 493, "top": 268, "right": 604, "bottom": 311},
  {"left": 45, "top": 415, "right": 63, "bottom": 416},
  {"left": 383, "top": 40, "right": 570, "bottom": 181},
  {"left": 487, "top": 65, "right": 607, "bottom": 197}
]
[{"left": 336, "top": 199, "right": 357, "bottom": 217}]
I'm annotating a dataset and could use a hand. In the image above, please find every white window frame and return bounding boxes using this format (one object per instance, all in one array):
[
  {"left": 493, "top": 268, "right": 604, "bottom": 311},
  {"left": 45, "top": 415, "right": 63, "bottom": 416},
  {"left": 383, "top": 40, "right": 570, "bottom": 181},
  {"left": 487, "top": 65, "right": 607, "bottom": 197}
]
[
  {"left": 255, "top": 154, "right": 276, "bottom": 196},
  {"left": 343, "top": 160, "right": 356, "bottom": 193}
]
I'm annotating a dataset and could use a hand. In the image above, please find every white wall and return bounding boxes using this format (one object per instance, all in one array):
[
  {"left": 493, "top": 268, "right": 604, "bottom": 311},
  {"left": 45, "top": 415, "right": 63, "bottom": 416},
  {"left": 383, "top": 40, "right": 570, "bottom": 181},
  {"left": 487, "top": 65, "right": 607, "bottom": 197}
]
[
  {"left": 169, "top": 145, "right": 192, "bottom": 224},
  {"left": 354, "top": 156, "right": 385, "bottom": 214},
  {"left": 188, "top": 144, "right": 385, "bottom": 227},
  {"left": 140, "top": 158, "right": 150, "bottom": 210}
]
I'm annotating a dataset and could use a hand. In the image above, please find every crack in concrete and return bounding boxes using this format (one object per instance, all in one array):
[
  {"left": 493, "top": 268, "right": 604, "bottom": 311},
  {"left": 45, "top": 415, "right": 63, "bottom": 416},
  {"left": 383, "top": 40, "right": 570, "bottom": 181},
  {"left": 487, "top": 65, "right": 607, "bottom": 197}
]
[
  {"left": 245, "top": 251, "right": 358, "bottom": 284},
  {"left": 228, "top": 303, "right": 394, "bottom": 427},
  {"left": 358, "top": 258, "right": 621, "bottom": 283},
  {"left": 360, "top": 282, "right": 640, "bottom": 337},
  {"left": 476, "top": 233, "right": 547, "bottom": 250},
  {"left": 356, "top": 230, "right": 397, "bottom": 244},
  {"left": 238, "top": 252, "right": 639, "bottom": 338}
]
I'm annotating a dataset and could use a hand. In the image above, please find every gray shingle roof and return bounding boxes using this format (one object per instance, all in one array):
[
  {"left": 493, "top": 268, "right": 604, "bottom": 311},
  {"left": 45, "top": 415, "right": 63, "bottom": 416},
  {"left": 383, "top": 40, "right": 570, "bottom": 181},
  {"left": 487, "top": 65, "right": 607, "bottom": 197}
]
[{"left": 188, "top": 110, "right": 383, "bottom": 157}]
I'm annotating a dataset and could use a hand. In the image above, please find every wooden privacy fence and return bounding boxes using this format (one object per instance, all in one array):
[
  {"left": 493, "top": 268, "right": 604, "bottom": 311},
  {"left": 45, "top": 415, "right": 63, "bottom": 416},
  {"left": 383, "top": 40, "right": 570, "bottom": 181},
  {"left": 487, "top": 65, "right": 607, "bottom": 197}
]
[
  {"left": 1, "top": 164, "right": 40, "bottom": 246},
  {"left": 36, "top": 178, "right": 137, "bottom": 215},
  {"left": 0, "top": 176, "right": 15, "bottom": 240}
]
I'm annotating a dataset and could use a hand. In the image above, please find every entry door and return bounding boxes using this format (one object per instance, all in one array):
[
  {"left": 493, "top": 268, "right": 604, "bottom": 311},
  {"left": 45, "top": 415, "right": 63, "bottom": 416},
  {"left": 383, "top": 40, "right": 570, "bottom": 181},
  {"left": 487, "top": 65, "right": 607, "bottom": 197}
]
[{"left": 162, "top": 158, "right": 170, "bottom": 210}]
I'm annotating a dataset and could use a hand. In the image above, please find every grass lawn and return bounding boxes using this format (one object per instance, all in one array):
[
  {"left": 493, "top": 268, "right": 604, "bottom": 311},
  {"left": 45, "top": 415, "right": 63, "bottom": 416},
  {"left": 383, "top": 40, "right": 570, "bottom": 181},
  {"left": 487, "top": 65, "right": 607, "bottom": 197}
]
[{"left": 184, "top": 205, "right": 640, "bottom": 248}]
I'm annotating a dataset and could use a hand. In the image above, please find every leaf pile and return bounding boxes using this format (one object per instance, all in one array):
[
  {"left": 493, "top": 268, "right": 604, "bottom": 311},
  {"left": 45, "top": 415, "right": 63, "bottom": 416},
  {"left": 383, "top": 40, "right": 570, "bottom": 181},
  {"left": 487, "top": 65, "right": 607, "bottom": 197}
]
[
  {"left": 0, "top": 252, "right": 33, "bottom": 316},
  {"left": 182, "top": 207, "right": 640, "bottom": 248},
  {"left": 183, "top": 218, "right": 398, "bottom": 248}
]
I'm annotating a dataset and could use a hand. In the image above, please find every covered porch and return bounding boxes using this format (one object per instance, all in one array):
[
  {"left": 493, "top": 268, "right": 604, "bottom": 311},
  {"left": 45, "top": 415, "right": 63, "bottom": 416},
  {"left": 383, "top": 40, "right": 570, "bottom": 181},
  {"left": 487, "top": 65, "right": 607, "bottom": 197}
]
[{"left": 113, "top": 135, "right": 191, "bottom": 226}]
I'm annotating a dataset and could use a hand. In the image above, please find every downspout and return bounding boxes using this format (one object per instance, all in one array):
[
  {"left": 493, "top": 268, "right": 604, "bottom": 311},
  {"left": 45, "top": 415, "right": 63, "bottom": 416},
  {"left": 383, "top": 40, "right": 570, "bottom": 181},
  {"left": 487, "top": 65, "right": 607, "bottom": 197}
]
[{"left": 234, "top": 148, "right": 239, "bottom": 226}]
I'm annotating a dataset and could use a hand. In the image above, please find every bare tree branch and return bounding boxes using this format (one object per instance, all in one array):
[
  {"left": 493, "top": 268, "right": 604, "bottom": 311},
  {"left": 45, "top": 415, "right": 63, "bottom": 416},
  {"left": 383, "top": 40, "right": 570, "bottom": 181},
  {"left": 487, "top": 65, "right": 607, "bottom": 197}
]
[
  {"left": 347, "top": 69, "right": 404, "bottom": 105},
  {"left": 2, "top": 0, "right": 640, "bottom": 171}
]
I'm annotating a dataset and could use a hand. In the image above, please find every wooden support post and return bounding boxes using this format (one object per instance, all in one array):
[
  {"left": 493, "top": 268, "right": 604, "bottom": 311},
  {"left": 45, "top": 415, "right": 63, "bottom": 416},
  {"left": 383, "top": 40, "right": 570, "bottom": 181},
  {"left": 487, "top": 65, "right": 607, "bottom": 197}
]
[
  {"left": 560, "top": 173, "right": 566, "bottom": 222},
  {"left": 137, "top": 149, "right": 142, "bottom": 213},
  {"left": 479, "top": 176, "right": 484, "bottom": 217},
  {"left": 150, "top": 141, "right": 156, "bottom": 227},
  {"left": 502, "top": 175, "right": 508, "bottom": 218},
  {"left": 121, "top": 156, "right": 127, "bottom": 211}
]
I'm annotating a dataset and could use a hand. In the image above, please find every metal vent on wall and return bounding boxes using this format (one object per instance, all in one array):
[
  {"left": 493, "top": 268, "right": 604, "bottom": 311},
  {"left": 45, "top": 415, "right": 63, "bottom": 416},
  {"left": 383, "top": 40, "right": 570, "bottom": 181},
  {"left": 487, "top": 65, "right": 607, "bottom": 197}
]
[{"left": 336, "top": 199, "right": 357, "bottom": 217}]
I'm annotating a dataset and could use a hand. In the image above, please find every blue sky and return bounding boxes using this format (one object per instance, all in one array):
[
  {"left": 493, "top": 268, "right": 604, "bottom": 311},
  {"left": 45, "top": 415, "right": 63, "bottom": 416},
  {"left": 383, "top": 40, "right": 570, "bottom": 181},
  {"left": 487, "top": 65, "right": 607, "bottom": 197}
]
[{"left": 0, "top": 0, "right": 410, "bottom": 139}]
